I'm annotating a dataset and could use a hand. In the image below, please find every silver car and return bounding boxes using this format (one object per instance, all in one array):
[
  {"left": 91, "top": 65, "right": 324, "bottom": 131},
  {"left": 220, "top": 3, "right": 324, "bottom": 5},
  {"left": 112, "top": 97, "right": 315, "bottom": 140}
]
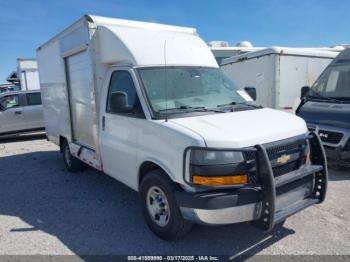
[{"left": 0, "top": 90, "right": 44, "bottom": 136}]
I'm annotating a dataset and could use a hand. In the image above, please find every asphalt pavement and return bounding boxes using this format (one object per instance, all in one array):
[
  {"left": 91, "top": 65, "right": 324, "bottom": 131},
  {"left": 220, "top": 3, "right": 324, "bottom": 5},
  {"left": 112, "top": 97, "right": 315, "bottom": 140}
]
[{"left": 0, "top": 136, "right": 349, "bottom": 258}]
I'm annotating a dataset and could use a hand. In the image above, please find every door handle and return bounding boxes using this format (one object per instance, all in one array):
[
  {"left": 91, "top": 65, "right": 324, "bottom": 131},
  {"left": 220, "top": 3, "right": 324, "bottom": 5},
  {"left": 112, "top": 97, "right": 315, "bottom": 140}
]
[
  {"left": 102, "top": 116, "right": 106, "bottom": 131},
  {"left": 14, "top": 111, "right": 22, "bottom": 115}
]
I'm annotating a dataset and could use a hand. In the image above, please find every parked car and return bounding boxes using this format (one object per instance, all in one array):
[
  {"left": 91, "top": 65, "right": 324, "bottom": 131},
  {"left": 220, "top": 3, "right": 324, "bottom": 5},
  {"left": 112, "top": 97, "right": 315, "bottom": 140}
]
[
  {"left": 297, "top": 48, "right": 350, "bottom": 166},
  {"left": 37, "top": 15, "right": 328, "bottom": 240},
  {"left": 0, "top": 90, "right": 44, "bottom": 137}
]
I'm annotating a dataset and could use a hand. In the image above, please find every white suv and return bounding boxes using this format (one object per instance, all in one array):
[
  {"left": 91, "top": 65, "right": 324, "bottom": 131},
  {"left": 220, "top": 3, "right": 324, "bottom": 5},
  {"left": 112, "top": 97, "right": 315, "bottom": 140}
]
[{"left": 0, "top": 90, "right": 44, "bottom": 136}]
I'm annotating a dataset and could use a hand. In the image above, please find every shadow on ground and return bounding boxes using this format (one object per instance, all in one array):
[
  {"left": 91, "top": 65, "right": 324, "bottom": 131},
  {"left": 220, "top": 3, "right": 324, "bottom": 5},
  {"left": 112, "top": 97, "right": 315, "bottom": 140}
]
[
  {"left": 328, "top": 162, "right": 350, "bottom": 181},
  {"left": 0, "top": 149, "right": 296, "bottom": 258},
  {"left": 0, "top": 133, "right": 46, "bottom": 144}
]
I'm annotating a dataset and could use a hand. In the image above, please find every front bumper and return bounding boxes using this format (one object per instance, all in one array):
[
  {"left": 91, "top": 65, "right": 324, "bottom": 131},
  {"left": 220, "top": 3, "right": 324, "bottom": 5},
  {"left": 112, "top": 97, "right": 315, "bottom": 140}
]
[
  {"left": 180, "top": 203, "right": 262, "bottom": 225},
  {"left": 177, "top": 133, "right": 328, "bottom": 230},
  {"left": 324, "top": 146, "right": 350, "bottom": 164},
  {"left": 176, "top": 188, "right": 262, "bottom": 225}
]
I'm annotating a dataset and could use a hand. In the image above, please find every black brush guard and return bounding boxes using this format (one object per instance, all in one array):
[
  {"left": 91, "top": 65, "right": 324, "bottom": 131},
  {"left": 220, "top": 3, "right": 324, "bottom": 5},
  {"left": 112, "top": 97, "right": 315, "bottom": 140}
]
[{"left": 253, "top": 131, "right": 328, "bottom": 231}]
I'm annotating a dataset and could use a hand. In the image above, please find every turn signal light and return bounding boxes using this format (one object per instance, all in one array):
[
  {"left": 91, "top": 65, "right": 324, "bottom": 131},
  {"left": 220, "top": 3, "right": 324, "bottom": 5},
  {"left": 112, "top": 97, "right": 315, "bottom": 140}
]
[{"left": 192, "top": 175, "right": 248, "bottom": 186}]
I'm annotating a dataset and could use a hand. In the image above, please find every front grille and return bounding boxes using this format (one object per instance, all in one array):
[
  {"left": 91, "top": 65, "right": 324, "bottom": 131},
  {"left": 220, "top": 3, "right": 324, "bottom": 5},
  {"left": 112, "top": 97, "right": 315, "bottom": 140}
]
[
  {"left": 272, "top": 160, "right": 301, "bottom": 177},
  {"left": 308, "top": 127, "right": 316, "bottom": 132},
  {"left": 243, "top": 151, "right": 259, "bottom": 185},
  {"left": 243, "top": 137, "right": 306, "bottom": 184},
  {"left": 308, "top": 127, "right": 343, "bottom": 144},
  {"left": 266, "top": 140, "right": 305, "bottom": 177},
  {"left": 318, "top": 130, "right": 343, "bottom": 144},
  {"left": 244, "top": 151, "right": 256, "bottom": 161},
  {"left": 266, "top": 142, "right": 301, "bottom": 160}
]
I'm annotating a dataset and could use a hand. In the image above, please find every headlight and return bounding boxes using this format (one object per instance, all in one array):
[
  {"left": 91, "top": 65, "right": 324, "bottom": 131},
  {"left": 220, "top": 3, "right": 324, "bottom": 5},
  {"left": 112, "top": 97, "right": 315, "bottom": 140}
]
[
  {"left": 190, "top": 149, "right": 244, "bottom": 165},
  {"left": 189, "top": 149, "right": 248, "bottom": 186}
]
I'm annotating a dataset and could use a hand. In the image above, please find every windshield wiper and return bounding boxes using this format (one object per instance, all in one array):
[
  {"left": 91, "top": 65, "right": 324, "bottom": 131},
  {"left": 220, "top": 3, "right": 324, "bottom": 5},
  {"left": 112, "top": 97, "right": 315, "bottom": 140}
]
[
  {"left": 328, "top": 96, "right": 350, "bottom": 102},
  {"left": 216, "top": 101, "right": 262, "bottom": 108},
  {"left": 306, "top": 91, "right": 344, "bottom": 103},
  {"left": 158, "top": 106, "right": 225, "bottom": 114}
]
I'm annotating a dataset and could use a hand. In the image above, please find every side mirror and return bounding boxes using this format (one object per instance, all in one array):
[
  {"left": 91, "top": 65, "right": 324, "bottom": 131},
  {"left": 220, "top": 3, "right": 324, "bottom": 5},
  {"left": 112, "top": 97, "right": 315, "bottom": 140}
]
[
  {"left": 301, "top": 86, "right": 310, "bottom": 99},
  {"left": 110, "top": 91, "right": 132, "bottom": 113},
  {"left": 244, "top": 87, "right": 257, "bottom": 101}
]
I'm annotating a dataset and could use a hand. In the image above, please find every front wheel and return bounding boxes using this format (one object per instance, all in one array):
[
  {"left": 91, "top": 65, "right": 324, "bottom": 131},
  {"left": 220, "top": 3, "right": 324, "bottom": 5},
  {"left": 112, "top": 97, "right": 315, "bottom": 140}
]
[
  {"left": 140, "top": 170, "right": 193, "bottom": 240},
  {"left": 62, "top": 141, "right": 86, "bottom": 172}
]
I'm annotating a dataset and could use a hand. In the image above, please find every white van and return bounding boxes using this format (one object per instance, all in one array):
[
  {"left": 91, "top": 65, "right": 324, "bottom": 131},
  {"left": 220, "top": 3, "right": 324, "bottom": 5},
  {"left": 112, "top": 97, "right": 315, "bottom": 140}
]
[
  {"left": 221, "top": 48, "right": 338, "bottom": 112},
  {"left": 37, "top": 15, "right": 328, "bottom": 240}
]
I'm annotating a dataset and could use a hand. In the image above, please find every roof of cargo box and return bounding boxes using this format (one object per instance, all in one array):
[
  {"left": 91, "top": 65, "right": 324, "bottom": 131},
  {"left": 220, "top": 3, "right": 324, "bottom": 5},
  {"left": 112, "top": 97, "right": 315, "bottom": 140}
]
[
  {"left": 221, "top": 47, "right": 339, "bottom": 65},
  {"left": 38, "top": 15, "right": 218, "bottom": 68},
  {"left": 88, "top": 15, "right": 218, "bottom": 67}
]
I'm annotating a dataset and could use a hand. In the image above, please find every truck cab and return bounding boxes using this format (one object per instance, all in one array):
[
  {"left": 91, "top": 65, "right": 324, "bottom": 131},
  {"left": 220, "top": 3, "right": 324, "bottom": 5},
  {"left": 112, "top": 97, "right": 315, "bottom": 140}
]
[
  {"left": 37, "top": 15, "right": 328, "bottom": 240},
  {"left": 297, "top": 48, "right": 350, "bottom": 166}
]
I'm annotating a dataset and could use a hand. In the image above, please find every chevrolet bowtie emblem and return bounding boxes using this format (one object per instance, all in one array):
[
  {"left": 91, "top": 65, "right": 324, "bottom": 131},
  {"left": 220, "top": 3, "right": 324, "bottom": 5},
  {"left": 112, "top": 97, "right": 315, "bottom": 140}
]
[{"left": 277, "top": 154, "right": 291, "bottom": 164}]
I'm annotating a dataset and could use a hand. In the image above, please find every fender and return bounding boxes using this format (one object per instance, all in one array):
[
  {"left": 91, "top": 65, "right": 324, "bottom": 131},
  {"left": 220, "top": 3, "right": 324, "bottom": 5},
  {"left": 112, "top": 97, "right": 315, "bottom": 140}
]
[{"left": 138, "top": 157, "right": 178, "bottom": 186}]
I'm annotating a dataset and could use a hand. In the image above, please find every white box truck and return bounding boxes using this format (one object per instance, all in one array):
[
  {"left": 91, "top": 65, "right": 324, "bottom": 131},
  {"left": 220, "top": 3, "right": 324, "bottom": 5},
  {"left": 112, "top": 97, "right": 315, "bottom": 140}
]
[
  {"left": 37, "top": 15, "right": 328, "bottom": 240},
  {"left": 221, "top": 48, "right": 338, "bottom": 112},
  {"left": 17, "top": 58, "right": 40, "bottom": 90}
]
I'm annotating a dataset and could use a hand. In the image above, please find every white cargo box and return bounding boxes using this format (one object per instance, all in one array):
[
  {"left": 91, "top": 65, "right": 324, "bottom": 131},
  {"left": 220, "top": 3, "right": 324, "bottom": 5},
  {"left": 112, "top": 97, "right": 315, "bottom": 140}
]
[
  {"left": 221, "top": 48, "right": 338, "bottom": 112},
  {"left": 17, "top": 58, "right": 40, "bottom": 90}
]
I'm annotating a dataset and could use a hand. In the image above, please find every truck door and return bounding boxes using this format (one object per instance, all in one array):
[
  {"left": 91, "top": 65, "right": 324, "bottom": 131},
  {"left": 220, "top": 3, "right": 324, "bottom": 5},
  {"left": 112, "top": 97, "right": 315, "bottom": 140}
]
[
  {"left": 65, "top": 51, "right": 96, "bottom": 149},
  {"left": 0, "top": 94, "right": 26, "bottom": 134},
  {"left": 23, "top": 92, "right": 44, "bottom": 130},
  {"left": 99, "top": 69, "right": 145, "bottom": 187}
]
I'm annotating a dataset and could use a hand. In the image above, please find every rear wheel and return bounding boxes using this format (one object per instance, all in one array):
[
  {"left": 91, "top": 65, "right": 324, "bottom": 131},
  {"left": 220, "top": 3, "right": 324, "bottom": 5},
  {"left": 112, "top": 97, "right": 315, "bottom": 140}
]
[
  {"left": 140, "top": 170, "right": 193, "bottom": 240},
  {"left": 62, "top": 141, "right": 86, "bottom": 172}
]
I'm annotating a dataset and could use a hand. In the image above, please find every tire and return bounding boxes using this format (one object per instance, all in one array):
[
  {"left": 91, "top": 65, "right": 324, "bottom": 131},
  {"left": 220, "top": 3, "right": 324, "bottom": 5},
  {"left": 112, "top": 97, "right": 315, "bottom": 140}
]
[
  {"left": 140, "top": 170, "right": 193, "bottom": 240},
  {"left": 62, "top": 141, "right": 86, "bottom": 173}
]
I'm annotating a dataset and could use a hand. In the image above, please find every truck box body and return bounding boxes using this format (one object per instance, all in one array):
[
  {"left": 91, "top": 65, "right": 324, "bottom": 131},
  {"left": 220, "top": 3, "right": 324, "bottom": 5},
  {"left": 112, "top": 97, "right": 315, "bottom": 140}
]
[
  {"left": 221, "top": 48, "right": 338, "bottom": 112},
  {"left": 17, "top": 59, "right": 40, "bottom": 90},
  {"left": 37, "top": 15, "right": 328, "bottom": 239}
]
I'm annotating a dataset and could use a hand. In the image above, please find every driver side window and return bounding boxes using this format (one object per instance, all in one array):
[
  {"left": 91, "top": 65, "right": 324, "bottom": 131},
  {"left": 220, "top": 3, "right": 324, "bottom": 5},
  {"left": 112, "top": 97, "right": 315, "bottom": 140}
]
[
  {"left": 106, "top": 71, "right": 144, "bottom": 118},
  {"left": 0, "top": 95, "right": 19, "bottom": 110}
]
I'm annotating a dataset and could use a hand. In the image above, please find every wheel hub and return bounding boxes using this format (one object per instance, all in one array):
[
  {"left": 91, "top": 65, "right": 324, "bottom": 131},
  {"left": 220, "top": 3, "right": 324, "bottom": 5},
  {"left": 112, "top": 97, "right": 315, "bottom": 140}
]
[{"left": 146, "top": 186, "right": 170, "bottom": 227}]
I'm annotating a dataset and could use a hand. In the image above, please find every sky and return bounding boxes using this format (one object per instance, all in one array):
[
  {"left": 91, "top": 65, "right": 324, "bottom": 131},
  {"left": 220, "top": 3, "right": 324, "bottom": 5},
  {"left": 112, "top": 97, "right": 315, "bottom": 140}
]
[{"left": 1, "top": 0, "right": 350, "bottom": 82}]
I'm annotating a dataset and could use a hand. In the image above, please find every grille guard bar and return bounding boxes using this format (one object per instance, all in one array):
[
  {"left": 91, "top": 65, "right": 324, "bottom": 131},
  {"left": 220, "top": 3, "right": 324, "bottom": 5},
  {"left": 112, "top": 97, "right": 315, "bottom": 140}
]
[
  {"left": 181, "top": 132, "right": 328, "bottom": 230},
  {"left": 253, "top": 131, "right": 328, "bottom": 231}
]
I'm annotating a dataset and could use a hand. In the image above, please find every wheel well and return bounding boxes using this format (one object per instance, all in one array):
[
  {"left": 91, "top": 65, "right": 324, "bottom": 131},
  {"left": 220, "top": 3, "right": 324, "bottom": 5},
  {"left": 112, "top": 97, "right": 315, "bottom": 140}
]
[
  {"left": 139, "top": 161, "right": 163, "bottom": 187},
  {"left": 59, "top": 136, "right": 66, "bottom": 153}
]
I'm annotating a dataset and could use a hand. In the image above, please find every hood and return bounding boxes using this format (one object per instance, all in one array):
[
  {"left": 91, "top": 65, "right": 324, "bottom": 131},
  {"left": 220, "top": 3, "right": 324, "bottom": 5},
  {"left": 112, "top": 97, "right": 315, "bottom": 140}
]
[
  {"left": 170, "top": 108, "right": 307, "bottom": 148},
  {"left": 297, "top": 101, "right": 350, "bottom": 129}
]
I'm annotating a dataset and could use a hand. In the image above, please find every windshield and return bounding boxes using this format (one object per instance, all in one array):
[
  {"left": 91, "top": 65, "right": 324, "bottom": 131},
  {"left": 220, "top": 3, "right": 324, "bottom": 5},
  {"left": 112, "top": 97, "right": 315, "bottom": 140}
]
[
  {"left": 310, "top": 63, "right": 350, "bottom": 101},
  {"left": 138, "top": 67, "right": 256, "bottom": 116}
]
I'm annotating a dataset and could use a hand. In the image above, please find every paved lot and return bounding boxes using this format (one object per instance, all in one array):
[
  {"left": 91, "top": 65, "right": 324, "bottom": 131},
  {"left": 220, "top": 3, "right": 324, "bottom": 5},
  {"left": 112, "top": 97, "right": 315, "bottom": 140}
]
[{"left": 0, "top": 136, "right": 349, "bottom": 257}]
